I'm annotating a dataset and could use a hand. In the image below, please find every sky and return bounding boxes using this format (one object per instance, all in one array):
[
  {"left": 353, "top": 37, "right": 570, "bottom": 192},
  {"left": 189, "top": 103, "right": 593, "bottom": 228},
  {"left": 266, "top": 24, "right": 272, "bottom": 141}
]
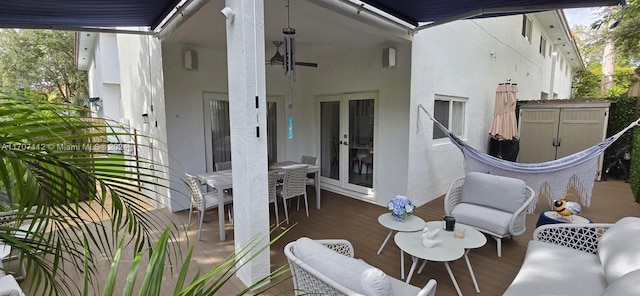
[{"left": 564, "top": 8, "right": 598, "bottom": 27}]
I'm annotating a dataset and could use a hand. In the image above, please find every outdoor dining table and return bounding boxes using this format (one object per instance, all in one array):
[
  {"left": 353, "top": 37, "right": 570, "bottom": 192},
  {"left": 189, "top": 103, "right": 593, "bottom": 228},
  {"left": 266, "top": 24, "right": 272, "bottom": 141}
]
[{"left": 197, "top": 161, "right": 320, "bottom": 241}]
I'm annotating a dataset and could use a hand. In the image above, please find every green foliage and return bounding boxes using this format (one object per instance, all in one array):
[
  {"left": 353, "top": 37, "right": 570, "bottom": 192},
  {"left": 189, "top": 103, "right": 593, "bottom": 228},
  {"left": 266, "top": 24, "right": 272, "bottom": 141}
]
[
  {"left": 604, "top": 96, "right": 640, "bottom": 204},
  {"left": 614, "top": 0, "right": 640, "bottom": 63},
  {"left": 0, "top": 89, "right": 293, "bottom": 295},
  {"left": 0, "top": 89, "right": 179, "bottom": 295},
  {"left": 0, "top": 29, "right": 87, "bottom": 103},
  {"left": 570, "top": 4, "right": 640, "bottom": 97},
  {"left": 102, "top": 226, "right": 292, "bottom": 296},
  {"left": 604, "top": 96, "right": 637, "bottom": 163},
  {"left": 631, "top": 126, "right": 640, "bottom": 203},
  {"left": 573, "top": 68, "right": 602, "bottom": 98}
]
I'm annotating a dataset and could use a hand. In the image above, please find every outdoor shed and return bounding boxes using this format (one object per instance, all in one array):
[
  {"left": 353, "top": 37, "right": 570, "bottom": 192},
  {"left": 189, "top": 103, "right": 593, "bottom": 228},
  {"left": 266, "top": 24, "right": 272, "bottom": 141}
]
[{"left": 518, "top": 100, "right": 610, "bottom": 180}]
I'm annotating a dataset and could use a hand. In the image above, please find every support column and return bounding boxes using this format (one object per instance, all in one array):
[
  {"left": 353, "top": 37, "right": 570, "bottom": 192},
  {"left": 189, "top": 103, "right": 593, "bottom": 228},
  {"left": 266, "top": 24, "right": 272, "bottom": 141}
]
[{"left": 224, "top": 0, "right": 270, "bottom": 288}]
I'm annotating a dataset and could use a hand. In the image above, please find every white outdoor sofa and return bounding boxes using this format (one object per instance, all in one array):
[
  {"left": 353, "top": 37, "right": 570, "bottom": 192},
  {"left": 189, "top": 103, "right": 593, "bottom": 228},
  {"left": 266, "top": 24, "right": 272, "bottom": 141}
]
[
  {"left": 0, "top": 274, "right": 24, "bottom": 296},
  {"left": 503, "top": 217, "right": 640, "bottom": 296},
  {"left": 444, "top": 172, "right": 535, "bottom": 257},
  {"left": 285, "top": 237, "right": 437, "bottom": 296}
]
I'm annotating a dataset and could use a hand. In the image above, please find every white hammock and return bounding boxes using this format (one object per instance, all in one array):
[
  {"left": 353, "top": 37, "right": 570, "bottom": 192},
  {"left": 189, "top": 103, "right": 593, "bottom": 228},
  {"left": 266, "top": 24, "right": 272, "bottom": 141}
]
[{"left": 417, "top": 104, "right": 640, "bottom": 212}]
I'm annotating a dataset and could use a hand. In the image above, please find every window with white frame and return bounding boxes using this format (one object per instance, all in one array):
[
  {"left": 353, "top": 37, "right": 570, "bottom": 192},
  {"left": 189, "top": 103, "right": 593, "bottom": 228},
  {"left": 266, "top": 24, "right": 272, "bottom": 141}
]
[
  {"left": 521, "top": 15, "right": 532, "bottom": 43},
  {"left": 433, "top": 95, "right": 466, "bottom": 140},
  {"left": 539, "top": 36, "right": 547, "bottom": 56}
]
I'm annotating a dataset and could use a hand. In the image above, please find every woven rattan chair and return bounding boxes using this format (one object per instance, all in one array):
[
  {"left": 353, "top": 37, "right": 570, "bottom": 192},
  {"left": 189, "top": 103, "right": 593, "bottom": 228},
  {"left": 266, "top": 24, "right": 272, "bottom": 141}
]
[
  {"left": 268, "top": 170, "right": 280, "bottom": 225},
  {"left": 284, "top": 238, "right": 437, "bottom": 296},
  {"left": 277, "top": 165, "right": 308, "bottom": 224},
  {"left": 215, "top": 161, "right": 232, "bottom": 171},
  {"left": 185, "top": 172, "right": 232, "bottom": 240}
]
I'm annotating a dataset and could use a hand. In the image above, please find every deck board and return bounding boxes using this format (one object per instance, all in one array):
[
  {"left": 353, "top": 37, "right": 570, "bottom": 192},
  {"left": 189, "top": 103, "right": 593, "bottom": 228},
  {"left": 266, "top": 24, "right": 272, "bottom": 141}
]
[{"left": 21, "top": 179, "right": 640, "bottom": 295}]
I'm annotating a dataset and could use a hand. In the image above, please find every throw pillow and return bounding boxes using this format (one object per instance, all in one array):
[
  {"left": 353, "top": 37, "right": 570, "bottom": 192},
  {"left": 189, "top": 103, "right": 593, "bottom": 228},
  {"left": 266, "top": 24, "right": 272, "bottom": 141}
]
[
  {"left": 597, "top": 217, "right": 640, "bottom": 285},
  {"left": 360, "top": 267, "right": 393, "bottom": 296}
]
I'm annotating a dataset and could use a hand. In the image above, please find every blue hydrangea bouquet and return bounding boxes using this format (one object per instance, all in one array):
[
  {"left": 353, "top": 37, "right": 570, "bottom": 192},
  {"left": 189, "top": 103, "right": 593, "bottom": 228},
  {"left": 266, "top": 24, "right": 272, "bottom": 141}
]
[{"left": 387, "top": 195, "right": 415, "bottom": 222}]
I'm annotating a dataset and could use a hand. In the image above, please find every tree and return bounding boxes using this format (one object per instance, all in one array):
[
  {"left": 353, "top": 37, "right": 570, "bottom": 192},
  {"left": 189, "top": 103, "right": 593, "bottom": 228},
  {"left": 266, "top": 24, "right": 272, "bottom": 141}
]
[
  {"left": 0, "top": 29, "right": 87, "bottom": 104},
  {"left": 613, "top": 0, "right": 640, "bottom": 63},
  {"left": 570, "top": 6, "right": 637, "bottom": 98}
]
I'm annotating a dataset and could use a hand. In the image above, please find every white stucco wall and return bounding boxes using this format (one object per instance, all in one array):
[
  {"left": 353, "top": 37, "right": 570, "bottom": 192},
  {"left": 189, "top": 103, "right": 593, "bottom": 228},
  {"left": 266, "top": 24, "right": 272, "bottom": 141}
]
[
  {"left": 161, "top": 44, "right": 231, "bottom": 211},
  {"left": 99, "top": 34, "right": 121, "bottom": 84},
  {"left": 301, "top": 43, "right": 412, "bottom": 207},
  {"left": 87, "top": 34, "right": 124, "bottom": 148},
  {"left": 407, "top": 14, "right": 579, "bottom": 206},
  {"left": 116, "top": 34, "right": 171, "bottom": 210}
]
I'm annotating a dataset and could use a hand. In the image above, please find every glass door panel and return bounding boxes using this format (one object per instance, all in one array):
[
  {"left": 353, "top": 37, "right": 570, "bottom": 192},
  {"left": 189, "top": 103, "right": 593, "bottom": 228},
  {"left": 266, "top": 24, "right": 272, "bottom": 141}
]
[
  {"left": 320, "top": 101, "right": 340, "bottom": 181},
  {"left": 348, "top": 99, "right": 374, "bottom": 188},
  {"left": 318, "top": 93, "right": 376, "bottom": 194}
]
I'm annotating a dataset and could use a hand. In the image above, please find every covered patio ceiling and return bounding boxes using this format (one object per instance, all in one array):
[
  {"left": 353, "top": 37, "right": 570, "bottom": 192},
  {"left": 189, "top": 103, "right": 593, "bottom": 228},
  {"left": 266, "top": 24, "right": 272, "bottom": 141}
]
[
  {"left": 162, "top": 0, "right": 413, "bottom": 63},
  {"left": 0, "top": 0, "right": 624, "bottom": 31}
]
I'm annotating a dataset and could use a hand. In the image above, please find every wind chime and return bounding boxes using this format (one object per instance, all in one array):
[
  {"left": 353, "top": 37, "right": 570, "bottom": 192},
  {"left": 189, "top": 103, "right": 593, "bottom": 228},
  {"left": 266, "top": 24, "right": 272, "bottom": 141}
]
[{"left": 284, "top": 0, "right": 295, "bottom": 139}]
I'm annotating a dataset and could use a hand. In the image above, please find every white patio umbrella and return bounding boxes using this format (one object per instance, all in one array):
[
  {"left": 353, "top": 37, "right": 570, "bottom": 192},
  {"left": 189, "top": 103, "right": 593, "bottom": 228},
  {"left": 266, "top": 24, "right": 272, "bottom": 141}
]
[{"left": 489, "top": 83, "right": 518, "bottom": 140}]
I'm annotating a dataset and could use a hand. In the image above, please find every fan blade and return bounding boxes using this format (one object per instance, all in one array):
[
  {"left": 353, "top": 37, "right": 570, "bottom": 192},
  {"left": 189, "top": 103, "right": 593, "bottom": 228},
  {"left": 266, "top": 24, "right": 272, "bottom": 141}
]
[{"left": 295, "top": 62, "right": 317, "bottom": 67}]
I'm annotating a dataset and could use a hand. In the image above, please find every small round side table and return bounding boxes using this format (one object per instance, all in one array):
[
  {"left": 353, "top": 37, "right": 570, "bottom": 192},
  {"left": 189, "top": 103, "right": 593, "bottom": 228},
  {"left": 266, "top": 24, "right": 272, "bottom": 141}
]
[
  {"left": 377, "top": 213, "right": 425, "bottom": 255},
  {"left": 535, "top": 210, "right": 593, "bottom": 228}
]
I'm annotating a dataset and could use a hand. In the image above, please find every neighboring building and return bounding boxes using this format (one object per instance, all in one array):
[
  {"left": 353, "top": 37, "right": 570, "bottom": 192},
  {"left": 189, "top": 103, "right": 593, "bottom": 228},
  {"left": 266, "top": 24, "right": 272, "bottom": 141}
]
[{"left": 77, "top": 4, "right": 581, "bottom": 211}]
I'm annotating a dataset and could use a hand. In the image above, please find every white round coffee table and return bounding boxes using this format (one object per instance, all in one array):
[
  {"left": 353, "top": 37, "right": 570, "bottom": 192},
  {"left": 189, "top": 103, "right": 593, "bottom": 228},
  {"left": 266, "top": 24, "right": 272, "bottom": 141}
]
[
  {"left": 377, "top": 213, "right": 425, "bottom": 254},
  {"left": 394, "top": 221, "right": 487, "bottom": 296}
]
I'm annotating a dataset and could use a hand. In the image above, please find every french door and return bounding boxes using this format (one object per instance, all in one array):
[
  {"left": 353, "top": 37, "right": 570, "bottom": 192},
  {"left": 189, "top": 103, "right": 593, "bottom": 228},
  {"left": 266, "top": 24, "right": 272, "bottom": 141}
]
[
  {"left": 319, "top": 92, "right": 377, "bottom": 194},
  {"left": 203, "top": 92, "right": 281, "bottom": 173}
]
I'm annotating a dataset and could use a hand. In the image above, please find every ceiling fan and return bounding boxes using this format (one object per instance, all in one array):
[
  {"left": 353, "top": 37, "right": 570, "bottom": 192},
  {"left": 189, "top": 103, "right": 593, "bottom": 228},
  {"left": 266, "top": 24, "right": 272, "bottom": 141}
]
[
  {"left": 267, "top": 41, "right": 318, "bottom": 68},
  {"left": 266, "top": 0, "right": 317, "bottom": 76}
]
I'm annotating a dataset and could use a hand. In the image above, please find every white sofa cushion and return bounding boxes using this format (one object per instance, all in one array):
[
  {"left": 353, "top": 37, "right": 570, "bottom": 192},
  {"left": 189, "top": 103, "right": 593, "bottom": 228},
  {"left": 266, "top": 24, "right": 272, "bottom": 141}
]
[
  {"left": 461, "top": 172, "right": 527, "bottom": 213},
  {"left": 601, "top": 269, "right": 640, "bottom": 296},
  {"left": 597, "top": 216, "right": 640, "bottom": 285},
  {"left": 389, "top": 276, "right": 422, "bottom": 295},
  {"left": 503, "top": 240, "right": 607, "bottom": 296},
  {"left": 450, "top": 203, "right": 512, "bottom": 235},
  {"left": 293, "top": 237, "right": 392, "bottom": 295}
]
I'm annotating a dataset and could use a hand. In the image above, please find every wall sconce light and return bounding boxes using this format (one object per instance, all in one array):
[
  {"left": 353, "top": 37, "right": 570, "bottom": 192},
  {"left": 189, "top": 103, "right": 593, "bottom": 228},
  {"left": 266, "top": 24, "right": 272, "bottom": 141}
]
[
  {"left": 221, "top": 7, "right": 235, "bottom": 21},
  {"left": 490, "top": 50, "right": 497, "bottom": 59},
  {"left": 142, "top": 113, "right": 149, "bottom": 124}
]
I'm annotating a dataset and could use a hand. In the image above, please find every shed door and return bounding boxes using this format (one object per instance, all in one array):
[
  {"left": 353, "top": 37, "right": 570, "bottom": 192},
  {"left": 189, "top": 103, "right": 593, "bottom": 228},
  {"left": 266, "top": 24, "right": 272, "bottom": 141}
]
[
  {"left": 556, "top": 108, "right": 607, "bottom": 158},
  {"left": 518, "top": 109, "right": 559, "bottom": 163}
]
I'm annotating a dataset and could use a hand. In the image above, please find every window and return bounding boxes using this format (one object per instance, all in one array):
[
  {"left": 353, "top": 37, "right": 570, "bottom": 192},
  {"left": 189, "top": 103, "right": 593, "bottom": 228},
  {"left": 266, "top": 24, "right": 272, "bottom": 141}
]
[
  {"left": 559, "top": 57, "right": 564, "bottom": 72},
  {"left": 521, "top": 15, "right": 532, "bottom": 43},
  {"left": 433, "top": 95, "right": 466, "bottom": 140},
  {"left": 539, "top": 36, "right": 547, "bottom": 56},
  {"left": 540, "top": 92, "right": 548, "bottom": 101}
]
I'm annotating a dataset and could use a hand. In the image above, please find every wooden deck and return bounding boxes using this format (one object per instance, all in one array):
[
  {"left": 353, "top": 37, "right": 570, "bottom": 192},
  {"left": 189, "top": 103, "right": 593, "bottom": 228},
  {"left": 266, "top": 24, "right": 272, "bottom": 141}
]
[{"left": 21, "top": 179, "right": 640, "bottom": 295}]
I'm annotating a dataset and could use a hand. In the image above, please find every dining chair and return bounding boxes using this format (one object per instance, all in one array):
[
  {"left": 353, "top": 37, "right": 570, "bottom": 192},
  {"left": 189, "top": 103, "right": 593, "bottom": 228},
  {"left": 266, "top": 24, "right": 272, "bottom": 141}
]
[
  {"left": 214, "top": 161, "right": 233, "bottom": 194},
  {"left": 300, "top": 155, "right": 317, "bottom": 186},
  {"left": 361, "top": 148, "right": 373, "bottom": 179},
  {"left": 277, "top": 165, "right": 309, "bottom": 224},
  {"left": 268, "top": 170, "right": 280, "bottom": 225},
  {"left": 185, "top": 172, "right": 233, "bottom": 241},
  {"left": 215, "top": 161, "right": 232, "bottom": 171}
]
